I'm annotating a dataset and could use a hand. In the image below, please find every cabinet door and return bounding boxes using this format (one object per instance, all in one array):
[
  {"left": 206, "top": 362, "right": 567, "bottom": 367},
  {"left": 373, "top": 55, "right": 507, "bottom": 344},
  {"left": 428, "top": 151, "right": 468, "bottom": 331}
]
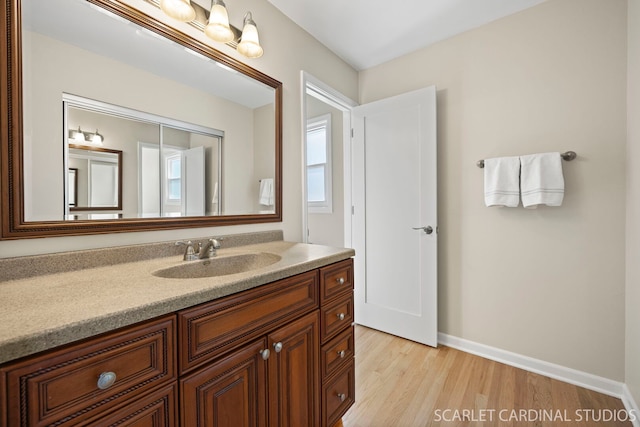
[
  {"left": 268, "top": 311, "right": 320, "bottom": 427},
  {"left": 181, "top": 338, "right": 268, "bottom": 427}
]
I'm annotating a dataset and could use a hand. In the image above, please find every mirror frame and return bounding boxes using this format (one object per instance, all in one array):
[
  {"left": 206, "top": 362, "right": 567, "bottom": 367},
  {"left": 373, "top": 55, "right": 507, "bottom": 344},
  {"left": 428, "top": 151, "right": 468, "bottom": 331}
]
[
  {"left": 0, "top": 0, "right": 282, "bottom": 239},
  {"left": 67, "top": 144, "right": 123, "bottom": 212}
]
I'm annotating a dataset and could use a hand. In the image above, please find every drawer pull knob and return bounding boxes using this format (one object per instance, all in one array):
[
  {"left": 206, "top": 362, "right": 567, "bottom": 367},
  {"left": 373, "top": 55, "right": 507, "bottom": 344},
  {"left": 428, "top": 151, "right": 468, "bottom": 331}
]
[
  {"left": 337, "top": 393, "right": 346, "bottom": 402},
  {"left": 260, "top": 349, "right": 270, "bottom": 360},
  {"left": 337, "top": 313, "right": 345, "bottom": 321},
  {"left": 273, "top": 342, "right": 283, "bottom": 353},
  {"left": 337, "top": 277, "right": 345, "bottom": 285},
  {"left": 338, "top": 350, "right": 346, "bottom": 358},
  {"left": 97, "top": 372, "right": 117, "bottom": 390}
]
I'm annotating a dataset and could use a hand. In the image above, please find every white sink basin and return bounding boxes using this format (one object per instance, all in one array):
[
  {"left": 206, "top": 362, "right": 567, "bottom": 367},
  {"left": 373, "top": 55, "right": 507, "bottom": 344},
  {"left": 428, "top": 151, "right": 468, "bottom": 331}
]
[{"left": 152, "top": 252, "right": 281, "bottom": 279}]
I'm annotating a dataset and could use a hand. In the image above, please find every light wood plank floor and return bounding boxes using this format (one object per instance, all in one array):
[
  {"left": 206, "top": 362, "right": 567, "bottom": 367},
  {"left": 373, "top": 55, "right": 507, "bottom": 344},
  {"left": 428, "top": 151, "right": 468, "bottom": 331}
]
[{"left": 342, "top": 326, "right": 631, "bottom": 427}]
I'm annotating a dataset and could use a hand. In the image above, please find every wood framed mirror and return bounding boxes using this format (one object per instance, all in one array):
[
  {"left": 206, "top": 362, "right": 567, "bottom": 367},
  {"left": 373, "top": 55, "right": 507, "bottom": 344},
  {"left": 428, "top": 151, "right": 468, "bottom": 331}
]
[{"left": 0, "top": 0, "right": 282, "bottom": 239}]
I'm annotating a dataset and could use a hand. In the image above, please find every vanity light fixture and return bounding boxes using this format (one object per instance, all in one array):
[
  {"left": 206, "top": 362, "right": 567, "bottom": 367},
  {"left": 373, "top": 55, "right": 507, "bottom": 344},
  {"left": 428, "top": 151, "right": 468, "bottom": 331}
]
[
  {"left": 150, "top": 0, "right": 264, "bottom": 58},
  {"left": 68, "top": 127, "right": 104, "bottom": 147},
  {"left": 205, "top": 0, "right": 234, "bottom": 43},
  {"left": 237, "top": 12, "right": 263, "bottom": 58},
  {"left": 159, "top": 0, "right": 196, "bottom": 22}
]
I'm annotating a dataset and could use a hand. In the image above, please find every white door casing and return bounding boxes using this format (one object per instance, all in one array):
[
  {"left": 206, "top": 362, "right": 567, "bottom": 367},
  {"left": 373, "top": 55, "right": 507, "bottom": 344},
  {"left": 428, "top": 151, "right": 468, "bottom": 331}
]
[{"left": 352, "top": 86, "right": 438, "bottom": 347}]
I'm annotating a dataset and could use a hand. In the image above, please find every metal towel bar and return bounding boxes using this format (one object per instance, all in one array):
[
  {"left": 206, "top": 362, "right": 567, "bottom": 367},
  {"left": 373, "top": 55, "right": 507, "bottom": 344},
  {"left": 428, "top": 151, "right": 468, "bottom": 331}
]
[{"left": 476, "top": 151, "right": 576, "bottom": 168}]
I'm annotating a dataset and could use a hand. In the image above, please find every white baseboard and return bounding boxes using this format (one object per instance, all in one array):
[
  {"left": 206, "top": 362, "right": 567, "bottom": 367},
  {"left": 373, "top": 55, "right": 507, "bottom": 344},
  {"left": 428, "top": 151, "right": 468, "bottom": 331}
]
[
  {"left": 622, "top": 384, "right": 640, "bottom": 427},
  {"left": 437, "top": 333, "right": 624, "bottom": 399}
]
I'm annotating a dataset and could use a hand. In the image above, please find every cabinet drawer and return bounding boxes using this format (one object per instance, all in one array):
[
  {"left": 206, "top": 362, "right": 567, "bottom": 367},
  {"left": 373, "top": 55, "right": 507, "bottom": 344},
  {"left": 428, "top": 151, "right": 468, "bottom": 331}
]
[
  {"left": 320, "top": 294, "right": 354, "bottom": 344},
  {"left": 320, "top": 259, "right": 353, "bottom": 304},
  {"left": 321, "top": 326, "right": 354, "bottom": 380},
  {"left": 322, "top": 360, "right": 355, "bottom": 427},
  {"left": 179, "top": 270, "right": 319, "bottom": 373},
  {"left": 86, "top": 383, "right": 178, "bottom": 427},
  {"left": 2, "top": 315, "right": 176, "bottom": 427}
]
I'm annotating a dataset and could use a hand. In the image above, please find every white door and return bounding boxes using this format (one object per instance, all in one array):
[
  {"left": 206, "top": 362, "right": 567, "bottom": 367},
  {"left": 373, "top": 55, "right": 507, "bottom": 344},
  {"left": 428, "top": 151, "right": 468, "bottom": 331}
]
[
  {"left": 183, "top": 146, "right": 206, "bottom": 216},
  {"left": 352, "top": 86, "right": 438, "bottom": 347}
]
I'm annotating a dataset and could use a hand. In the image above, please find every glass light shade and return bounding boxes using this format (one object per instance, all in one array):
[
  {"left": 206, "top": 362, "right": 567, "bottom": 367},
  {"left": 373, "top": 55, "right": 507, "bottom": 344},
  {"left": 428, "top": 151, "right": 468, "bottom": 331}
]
[
  {"left": 92, "top": 131, "right": 104, "bottom": 146},
  {"left": 205, "top": 3, "right": 234, "bottom": 43},
  {"left": 159, "top": 0, "right": 196, "bottom": 22},
  {"left": 73, "top": 127, "right": 86, "bottom": 143},
  {"left": 237, "top": 20, "right": 263, "bottom": 58}
]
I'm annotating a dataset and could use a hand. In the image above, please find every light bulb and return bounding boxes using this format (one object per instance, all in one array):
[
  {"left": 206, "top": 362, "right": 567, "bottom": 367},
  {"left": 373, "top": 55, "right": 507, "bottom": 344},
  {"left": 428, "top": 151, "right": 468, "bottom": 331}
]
[
  {"left": 73, "top": 127, "right": 86, "bottom": 143},
  {"left": 159, "top": 0, "right": 196, "bottom": 22},
  {"left": 92, "top": 130, "right": 103, "bottom": 146},
  {"left": 205, "top": 1, "right": 234, "bottom": 43},
  {"left": 237, "top": 12, "right": 263, "bottom": 58}
]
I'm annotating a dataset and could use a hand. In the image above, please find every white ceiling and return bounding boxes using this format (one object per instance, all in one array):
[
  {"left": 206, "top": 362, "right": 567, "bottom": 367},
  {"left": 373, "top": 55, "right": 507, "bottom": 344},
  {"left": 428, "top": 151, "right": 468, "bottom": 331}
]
[{"left": 267, "top": 0, "right": 546, "bottom": 71}]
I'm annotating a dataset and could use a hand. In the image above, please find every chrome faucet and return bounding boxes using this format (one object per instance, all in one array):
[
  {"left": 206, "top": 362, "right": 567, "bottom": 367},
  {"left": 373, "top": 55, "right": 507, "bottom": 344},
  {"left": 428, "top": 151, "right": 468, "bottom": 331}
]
[
  {"left": 199, "top": 238, "right": 221, "bottom": 259},
  {"left": 176, "top": 238, "right": 222, "bottom": 261}
]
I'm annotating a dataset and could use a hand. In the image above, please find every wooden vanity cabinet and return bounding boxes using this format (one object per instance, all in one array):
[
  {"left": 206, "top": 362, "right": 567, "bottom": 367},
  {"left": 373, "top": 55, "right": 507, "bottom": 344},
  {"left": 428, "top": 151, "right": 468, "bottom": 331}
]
[
  {"left": 179, "top": 271, "right": 321, "bottom": 427},
  {"left": 0, "top": 259, "right": 354, "bottom": 427},
  {"left": 319, "top": 260, "right": 356, "bottom": 427}
]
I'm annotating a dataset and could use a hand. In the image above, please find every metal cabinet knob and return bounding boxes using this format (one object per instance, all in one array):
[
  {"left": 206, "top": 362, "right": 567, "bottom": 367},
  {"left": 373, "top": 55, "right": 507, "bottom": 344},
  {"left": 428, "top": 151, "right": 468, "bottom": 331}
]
[
  {"left": 337, "top": 393, "right": 346, "bottom": 402},
  {"left": 260, "top": 349, "right": 270, "bottom": 360},
  {"left": 273, "top": 342, "right": 283, "bottom": 353},
  {"left": 337, "top": 313, "right": 345, "bottom": 321},
  {"left": 97, "top": 372, "right": 117, "bottom": 390},
  {"left": 337, "top": 350, "right": 346, "bottom": 358},
  {"left": 337, "top": 277, "right": 345, "bottom": 285}
]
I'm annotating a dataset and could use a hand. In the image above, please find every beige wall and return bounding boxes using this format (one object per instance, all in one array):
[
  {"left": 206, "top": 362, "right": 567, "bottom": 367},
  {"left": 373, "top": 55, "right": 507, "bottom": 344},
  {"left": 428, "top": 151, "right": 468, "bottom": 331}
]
[
  {"left": 360, "top": 0, "right": 627, "bottom": 381},
  {"left": 0, "top": 0, "right": 358, "bottom": 256},
  {"left": 627, "top": 0, "right": 640, "bottom": 405}
]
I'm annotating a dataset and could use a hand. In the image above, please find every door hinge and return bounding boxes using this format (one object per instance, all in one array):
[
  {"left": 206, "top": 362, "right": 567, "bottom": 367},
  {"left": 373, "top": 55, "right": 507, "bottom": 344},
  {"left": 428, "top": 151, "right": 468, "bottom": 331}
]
[
  {"left": 351, "top": 128, "right": 354, "bottom": 138},
  {"left": 351, "top": 206, "right": 355, "bottom": 215}
]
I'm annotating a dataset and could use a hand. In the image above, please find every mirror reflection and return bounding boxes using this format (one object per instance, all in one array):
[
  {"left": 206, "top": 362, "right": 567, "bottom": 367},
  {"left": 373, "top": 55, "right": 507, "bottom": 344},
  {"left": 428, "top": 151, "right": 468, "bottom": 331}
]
[
  {"left": 64, "top": 98, "right": 223, "bottom": 219},
  {"left": 22, "top": 0, "right": 277, "bottom": 223},
  {"left": 68, "top": 144, "right": 122, "bottom": 212}
]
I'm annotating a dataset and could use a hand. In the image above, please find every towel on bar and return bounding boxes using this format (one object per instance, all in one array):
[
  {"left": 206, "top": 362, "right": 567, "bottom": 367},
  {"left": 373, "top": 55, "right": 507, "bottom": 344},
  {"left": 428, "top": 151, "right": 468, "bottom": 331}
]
[
  {"left": 259, "top": 178, "right": 274, "bottom": 206},
  {"left": 484, "top": 156, "right": 521, "bottom": 207},
  {"left": 520, "top": 152, "right": 564, "bottom": 208}
]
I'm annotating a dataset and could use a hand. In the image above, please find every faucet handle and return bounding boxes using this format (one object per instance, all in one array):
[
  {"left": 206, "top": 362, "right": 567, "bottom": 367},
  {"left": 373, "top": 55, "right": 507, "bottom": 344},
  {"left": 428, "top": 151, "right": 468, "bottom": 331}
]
[{"left": 175, "top": 240, "right": 198, "bottom": 261}]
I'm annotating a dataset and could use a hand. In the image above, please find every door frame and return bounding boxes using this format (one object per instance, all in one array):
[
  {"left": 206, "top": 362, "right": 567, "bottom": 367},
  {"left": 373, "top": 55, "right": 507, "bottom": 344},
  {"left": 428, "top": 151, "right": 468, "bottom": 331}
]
[{"left": 300, "top": 72, "right": 358, "bottom": 247}]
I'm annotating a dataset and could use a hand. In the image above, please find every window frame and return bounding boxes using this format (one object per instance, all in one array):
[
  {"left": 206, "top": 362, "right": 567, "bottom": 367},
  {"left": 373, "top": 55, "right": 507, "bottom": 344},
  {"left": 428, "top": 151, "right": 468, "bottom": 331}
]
[{"left": 306, "top": 113, "right": 333, "bottom": 213}]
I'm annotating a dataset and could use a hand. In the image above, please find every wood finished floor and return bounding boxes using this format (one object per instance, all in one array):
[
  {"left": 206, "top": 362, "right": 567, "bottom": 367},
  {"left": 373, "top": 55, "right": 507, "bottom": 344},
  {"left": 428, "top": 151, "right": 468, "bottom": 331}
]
[{"left": 341, "top": 326, "right": 631, "bottom": 427}]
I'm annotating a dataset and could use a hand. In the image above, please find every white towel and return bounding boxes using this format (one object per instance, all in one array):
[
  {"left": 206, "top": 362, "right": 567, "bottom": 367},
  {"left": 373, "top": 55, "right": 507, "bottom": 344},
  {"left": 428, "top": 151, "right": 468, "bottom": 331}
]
[
  {"left": 520, "top": 152, "right": 564, "bottom": 208},
  {"left": 483, "top": 156, "right": 521, "bottom": 207},
  {"left": 259, "top": 178, "right": 274, "bottom": 206}
]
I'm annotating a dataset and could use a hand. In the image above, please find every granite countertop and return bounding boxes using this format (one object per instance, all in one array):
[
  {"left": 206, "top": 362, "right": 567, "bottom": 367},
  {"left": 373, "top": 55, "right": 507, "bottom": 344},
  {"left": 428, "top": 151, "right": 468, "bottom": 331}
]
[{"left": 0, "top": 235, "right": 355, "bottom": 365}]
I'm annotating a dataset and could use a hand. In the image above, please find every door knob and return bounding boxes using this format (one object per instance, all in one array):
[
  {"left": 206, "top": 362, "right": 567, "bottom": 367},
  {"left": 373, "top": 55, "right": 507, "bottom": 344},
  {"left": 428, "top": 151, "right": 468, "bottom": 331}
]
[{"left": 412, "top": 226, "right": 433, "bottom": 234}]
